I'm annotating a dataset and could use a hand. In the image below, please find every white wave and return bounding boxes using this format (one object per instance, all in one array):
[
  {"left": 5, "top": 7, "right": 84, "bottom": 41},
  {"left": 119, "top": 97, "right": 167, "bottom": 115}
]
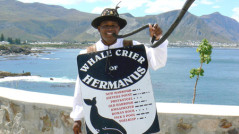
[
  {"left": 41, "top": 57, "right": 60, "bottom": 60},
  {"left": 41, "top": 58, "right": 50, "bottom": 60},
  {"left": 0, "top": 76, "right": 75, "bottom": 83}
]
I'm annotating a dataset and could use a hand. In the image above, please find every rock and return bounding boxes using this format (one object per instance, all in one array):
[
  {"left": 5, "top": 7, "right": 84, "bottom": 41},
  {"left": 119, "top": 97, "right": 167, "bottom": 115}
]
[
  {"left": 11, "top": 113, "right": 25, "bottom": 134},
  {"left": 1, "top": 106, "right": 11, "bottom": 123},
  {"left": 0, "top": 45, "right": 42, "bottom": 56},
  {"left": 177, "top": 118, "right": 192, "bottom": 130},
  {"left": 0, "top": 109, "right": 5, "bottom": 124},
  {"left": 219, "top": 119, "right": 232, "bottom": 128},
  {"left": 0, "top": 71, "right": 31, "bottom": 78},
  {"left": 40, "top": 114, "right": 52, "bottom": 132},
  {"left": 60, "top": 112, "right": 74, "bottom": 127}
]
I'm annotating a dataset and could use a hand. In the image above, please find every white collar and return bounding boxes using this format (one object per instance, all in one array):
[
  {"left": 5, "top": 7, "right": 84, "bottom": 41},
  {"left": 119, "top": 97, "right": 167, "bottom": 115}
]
[{"left": 96, "top": 38, "right": 124, "bottom": 51}]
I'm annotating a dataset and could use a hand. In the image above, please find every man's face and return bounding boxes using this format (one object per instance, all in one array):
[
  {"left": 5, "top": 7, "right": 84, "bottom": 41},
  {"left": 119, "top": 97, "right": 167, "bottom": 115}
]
[{"left": 98, "top": 20, "right": 120, "bottom": 45}]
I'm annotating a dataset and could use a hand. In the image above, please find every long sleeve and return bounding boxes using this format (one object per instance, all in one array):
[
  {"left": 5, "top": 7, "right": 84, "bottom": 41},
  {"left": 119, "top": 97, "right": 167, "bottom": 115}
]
[
  {"left": 70, "top": 49, "right": 87, "bottom": 121},
  {"left": 133, "top": 39, "right": 168, "bottom": 70},
  {"left": 145, "top": 39, "right": 168, "bottom": 70},
  {"left": 70, "top": 76, "right": 84, "bottom": 121}
]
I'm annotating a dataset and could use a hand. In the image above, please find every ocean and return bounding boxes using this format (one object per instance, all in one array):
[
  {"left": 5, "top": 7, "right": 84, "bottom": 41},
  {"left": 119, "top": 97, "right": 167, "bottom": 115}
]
[{"left": 0, "top": 47, "right": 239, "bottom": 106}]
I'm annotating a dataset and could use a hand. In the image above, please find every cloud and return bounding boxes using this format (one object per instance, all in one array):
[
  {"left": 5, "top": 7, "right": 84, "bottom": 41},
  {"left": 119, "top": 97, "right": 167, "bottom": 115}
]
[
  {"left": 112, "top": 0, "right": 148, "bottom": 10},
  {"left": 91, "top": 0, "right": 148, "bottom": 12},
  {"left": 213, "top": 5, "right": 220, "bottom": 8},
  {"left": 18, "top": 0, "right": 108, "bottom": 5},
  {"left": 232, "top": 7, "right": 239, "bottom": 22},
  {"left": 91, "top": 7, "right": 105, "bottom": 14},
  {"left": 18, "top": 0, "right": 83, "bottom": 5},
  {"left": 200, "top": 0, "right": 213, "bottom": 5},
  {"left": 91, "top": 0, "right": 188, "bottom": 15},
  {"left": 91, "top": 0, "right": 148, "bottom": 14},
  {"left": 86, "top": 0, "right": 107, "bottom": 2},
  {"left": 145, "top": 0, "right": 185, "bottom": 14}
]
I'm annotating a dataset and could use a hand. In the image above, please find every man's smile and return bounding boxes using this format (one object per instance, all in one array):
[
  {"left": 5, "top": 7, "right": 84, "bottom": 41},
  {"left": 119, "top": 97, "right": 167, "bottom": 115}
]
[{"left": 106, "top": 32, "right": 113, "bottom": 35}]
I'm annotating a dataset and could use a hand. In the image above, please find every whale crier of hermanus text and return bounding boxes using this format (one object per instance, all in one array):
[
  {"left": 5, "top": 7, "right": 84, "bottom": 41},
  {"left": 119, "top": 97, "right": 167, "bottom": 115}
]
[
  {"left": 82, "top": 66, "right": 146, "bottom": 90},
  {"left": 80, "top": 49, "right": 146, "bottom": 72},
  {"left": 79, "top": 49, "right": 147, "bottom": 90}
]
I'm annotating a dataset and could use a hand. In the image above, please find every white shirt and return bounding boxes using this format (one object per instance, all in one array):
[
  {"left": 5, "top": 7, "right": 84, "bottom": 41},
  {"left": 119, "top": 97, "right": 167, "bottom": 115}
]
[{"left": 70, "top": 38, "right": 168, "bottom": 121}]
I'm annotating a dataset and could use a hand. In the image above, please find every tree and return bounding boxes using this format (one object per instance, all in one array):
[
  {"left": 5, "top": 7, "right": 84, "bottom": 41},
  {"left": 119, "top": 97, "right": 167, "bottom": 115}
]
[
  {"left": 190, "top": 39, "right": 213, "bottom": 104},
  {"left": 15, "top": 38, "right": 21, "bottom": 44},
  {"left": 0, "top": 34, "right": 4, "bottom": 41},
  {"left": 7, "top": 37, "right": 13, "bottom": 44}
]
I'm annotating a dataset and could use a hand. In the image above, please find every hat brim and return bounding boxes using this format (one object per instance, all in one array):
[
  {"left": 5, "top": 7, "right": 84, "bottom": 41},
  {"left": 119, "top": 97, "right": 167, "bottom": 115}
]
[{"left": 91, "top": 16, "right": 127, "bottom": 29}]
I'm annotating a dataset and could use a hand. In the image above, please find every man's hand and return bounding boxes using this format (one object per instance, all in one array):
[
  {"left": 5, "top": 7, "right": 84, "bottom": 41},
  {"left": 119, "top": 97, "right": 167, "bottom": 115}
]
[
  {"left": 73, "top": 120, "right": 82, "bottom": 134},
  {"left": 149, "top": 24, "right": 163, "bottom": 40}
]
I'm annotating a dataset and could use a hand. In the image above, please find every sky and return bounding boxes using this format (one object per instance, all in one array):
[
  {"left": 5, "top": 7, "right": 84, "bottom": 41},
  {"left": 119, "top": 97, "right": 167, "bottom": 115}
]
[{"left": 17, "top": 0, "right": 239, "bottom": 22}]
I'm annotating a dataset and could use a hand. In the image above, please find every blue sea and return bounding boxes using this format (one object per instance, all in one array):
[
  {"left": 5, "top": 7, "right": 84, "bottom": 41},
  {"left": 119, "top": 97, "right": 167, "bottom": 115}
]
[{"left": 0, "top": 47, "right": 239, "bottom": 106}]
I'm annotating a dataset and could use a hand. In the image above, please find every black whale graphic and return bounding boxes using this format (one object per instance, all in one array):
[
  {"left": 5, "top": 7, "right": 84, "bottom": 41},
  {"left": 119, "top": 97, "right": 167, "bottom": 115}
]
[{"left": 84, "top": 97, "right": 127, "bottom": 134}]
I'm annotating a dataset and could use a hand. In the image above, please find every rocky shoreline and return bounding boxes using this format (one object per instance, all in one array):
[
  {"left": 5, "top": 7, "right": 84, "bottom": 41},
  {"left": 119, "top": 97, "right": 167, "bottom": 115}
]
[
  {"left": 0, "top": 71, "right": 31, "bottom": 78},
  {"left": 0, "top": 45, "right": 42, "bottom": 56}
]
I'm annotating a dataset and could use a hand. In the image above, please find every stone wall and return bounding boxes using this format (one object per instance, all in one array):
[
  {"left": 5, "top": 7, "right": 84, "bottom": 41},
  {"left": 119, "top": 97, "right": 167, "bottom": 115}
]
[
  {"left": 158, "top": 113, "right": 239, "bottom": 134},
  {"left": 0, "top": 88, "right": 239, "bottom": 134},
  {"left": 156, "top": 103, "right": 239, "bottom": 134},
  {"left": 0, "top": 96, "right": 74, "bottom": 134}
]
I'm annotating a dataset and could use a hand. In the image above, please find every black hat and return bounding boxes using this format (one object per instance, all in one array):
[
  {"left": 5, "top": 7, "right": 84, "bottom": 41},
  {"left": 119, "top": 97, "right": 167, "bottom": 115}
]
[{"left": 91, "top": 7, "right": 127, "bottom": 29}]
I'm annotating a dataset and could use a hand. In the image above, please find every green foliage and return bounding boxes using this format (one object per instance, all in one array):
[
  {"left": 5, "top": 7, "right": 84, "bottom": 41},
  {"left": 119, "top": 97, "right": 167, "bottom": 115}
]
[
  {"left": 15, "top": 38, "right": 21, "bottom": 44},
  {"left": 3, "top": 36, "right": 21, "bottom": 45},
  {"left": 190, "top": 39, "right": 213, "bottom": 104},
  {"left": 7, "top": 37, "right": 13, "bottom": 44},
  {"left": 190, "top": 39, "right": 212, "bottom": 79},
  {"left": 189, "top": 68, "right": 204, "bottom": 78},
  {"left": 0, "top": 34, "right": 4, "bottom": 41},
  {"left": 196, "top": 39, "right": 213, "bottom": 64}
]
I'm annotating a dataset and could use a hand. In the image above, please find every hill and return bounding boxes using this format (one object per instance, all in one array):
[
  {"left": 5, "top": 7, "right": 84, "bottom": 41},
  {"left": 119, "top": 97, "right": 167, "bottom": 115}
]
[
  {"left": 200, "top": 12, "right": 239, "bottom": 42},
  {"left": 0, "top": 0, "right": 239, "bottom": 44}
]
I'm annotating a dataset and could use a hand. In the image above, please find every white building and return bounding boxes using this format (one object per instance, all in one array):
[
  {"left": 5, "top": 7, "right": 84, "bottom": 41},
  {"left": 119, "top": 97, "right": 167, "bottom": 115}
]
[{"left": 0, "top": 41, "right": 9, "bottom": 45}]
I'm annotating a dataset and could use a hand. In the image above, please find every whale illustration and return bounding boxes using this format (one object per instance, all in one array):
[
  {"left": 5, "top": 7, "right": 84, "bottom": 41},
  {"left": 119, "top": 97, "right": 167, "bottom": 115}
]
[{"left": 84, "top": 97, "right": 127, "bottom": 134}]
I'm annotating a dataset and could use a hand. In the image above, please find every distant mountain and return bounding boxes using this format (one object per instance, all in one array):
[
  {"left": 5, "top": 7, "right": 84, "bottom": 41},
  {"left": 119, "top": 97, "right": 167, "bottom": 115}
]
[
  {"left": 0, "top": 0, "right": 239, "bottom": 43},
  {"left": 0, "top": 0, "right": 96, "bottom": 41},
  {"left": 125, "top": 10, "right": 231, "bottom": 43},
  {"left": 200, "top": 12, "right": 239, "bottom": 42}
]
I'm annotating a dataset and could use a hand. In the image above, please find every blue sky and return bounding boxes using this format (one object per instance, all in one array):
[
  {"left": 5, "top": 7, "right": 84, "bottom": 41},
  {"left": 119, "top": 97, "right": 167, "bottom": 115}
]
[{"left": 17, "top": 0, "right": 239, "bottom": 22}]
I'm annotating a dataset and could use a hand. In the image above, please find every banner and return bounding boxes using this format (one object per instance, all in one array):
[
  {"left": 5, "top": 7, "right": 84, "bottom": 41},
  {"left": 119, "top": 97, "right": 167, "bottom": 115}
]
[{"left": 77, "top": 45, "right": 160, "bottom": 134}]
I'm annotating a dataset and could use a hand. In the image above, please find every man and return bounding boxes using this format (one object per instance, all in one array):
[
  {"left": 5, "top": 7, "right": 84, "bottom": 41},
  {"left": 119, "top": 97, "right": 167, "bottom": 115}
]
[{"left": 70, "top": 7, "right": 168, "bottom": 134}]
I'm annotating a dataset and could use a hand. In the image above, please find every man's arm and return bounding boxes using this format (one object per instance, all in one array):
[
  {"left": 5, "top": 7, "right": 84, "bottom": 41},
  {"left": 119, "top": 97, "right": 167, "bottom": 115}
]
[
  {"left": 133, "top": 24, "right": 168, "bottom": 70},
  {"left": 71, "top": 49, "right": 88, "bottom": 133},
  {"left": 73, "top": 120, "right": 82, "bottom": 134},
  {"left": 70, "top": 76, "right": 84, "bottom": 133}
]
